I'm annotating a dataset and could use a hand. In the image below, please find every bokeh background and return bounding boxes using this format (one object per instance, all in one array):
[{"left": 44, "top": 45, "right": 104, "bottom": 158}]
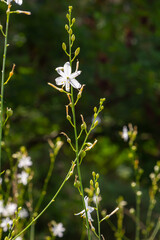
[{"left": 1, "top": 0, "right": 160, "bottom": 239}]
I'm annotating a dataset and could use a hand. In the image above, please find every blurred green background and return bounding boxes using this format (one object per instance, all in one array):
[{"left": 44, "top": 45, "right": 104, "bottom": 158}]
[{"left": 1, "top": 0, "right": 160, "bottom": 239}]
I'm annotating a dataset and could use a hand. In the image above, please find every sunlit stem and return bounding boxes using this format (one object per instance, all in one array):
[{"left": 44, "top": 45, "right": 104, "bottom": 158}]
[
  {"left": 0, "top": 5, "right": 11, "bottom": 172},
  {"left": 68, "top": 8, "right": 91, "bottom": 240}
]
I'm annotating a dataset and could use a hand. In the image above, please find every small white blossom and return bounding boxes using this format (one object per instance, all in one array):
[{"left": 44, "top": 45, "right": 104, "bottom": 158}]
[
  {"left": 18, "top": 156, "right": 32, "bottom": 169},
  {"left": 75, "top": 196, "right": 94, "bottom": 221},
  {"left": 92, "top": 194, "right": 102, "bottom": 205},
  {"left": 19, "top": 208, "right": 28, "bottom": 219},
  {"left": 0, "top": 217, "right": 13, "bottom": 232},
  {"left": 17, "top": 171, "right": 29, "bottom": 185},
  {"left": 3, "top": 203, "right": 17, "bottom": 217},
  {"left": 52, "top": 223, "right": 65, "bottom": 238},
  {"left": 122, "top": 126, "right": 128, "bottom": 142},
  {"left": 7, "top": 0, "right": 23, "bottom": 5},
  {"left": 55, "top": 62, "right": 81, "bottom": 92},
  {"left": 0, "top": 200, "right": 4, "bottom": 214},
  {"left": 15, "top": 237, "right": 22, "bottom": 240}
]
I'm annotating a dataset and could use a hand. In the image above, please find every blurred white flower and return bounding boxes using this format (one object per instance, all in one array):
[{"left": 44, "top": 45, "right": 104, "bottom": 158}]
[
  {"left": 19, "top": 208, "right": 28, "bottom": 218},
  {"left": 75, "top": 196, "right": 94, "bottom": 221},
  {"left": 52, "top": 223, "right": 65, "bottom": 238},
  {"left": 55, "top": 62, "right": 81, "bottom": 92},
  {"left": 17, "top": 171, "right": 29, "bottom": 185},
  {"left": 0, "top": 217, "right": 13, "bottom": 232},
  {"left": 3, "top": 203, "right": 17, "bottom": 217},
  {"left": 7, "top": 0, "right": 23, "bottom": 5},
  {"left": 0, "top": 178, "right": 2, "bottom": 185},
  {"left": 92, "top": 194, "right": 102, "bottom": 205},
  {"left": 122, "top": 126, "right": 128, "bottom": 142},
  {"left": 0, "top": 200, "right": 4, "bottom": 214},
  {"left": 18, "top": 156, "right": 32, "bottom": 169},
  {"left": 15, "top": 237, "right": 22, "bottom": 240}
]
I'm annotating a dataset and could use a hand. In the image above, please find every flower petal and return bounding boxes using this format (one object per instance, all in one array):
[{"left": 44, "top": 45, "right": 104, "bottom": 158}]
[
  {"left": 70, "top": 71, "right": 81, "bottom": 79},
  {"left": 15, "top": 0, "right": 23, "bottom": 5},
  {"left": 56, "top": 67, "right": 65, "bottom": 78},
  {"left": 55, "top": 77, "right": 65, "bottom": 86},
  {"left": 65, "top": 81, "right": 70, "bottom": 92},
  {"left": 70, "top": 78, "right": 81, "bottom": 89},
  {"left": 64, "top": 62, "right": 71, "bottom": 76}
]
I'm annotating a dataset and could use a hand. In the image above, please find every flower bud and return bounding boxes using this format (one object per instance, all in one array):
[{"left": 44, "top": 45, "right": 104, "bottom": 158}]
[
  {"left": 72, "top": 18, "right": 76, "bottom": 24},
  {"left": 66, "top": 14, "right": 70, "bottom": 20},
  {"left": 62, "top": 42, "right": 66, "bottom": 51},
  {"left": 75, "top": 47, "right": 80, "bottom": 57},
  {"left": 95, "top": 182, "right": 99, "bottom": 189},
  {"left": 65, "top": 24, "right": 69, "bottom": 31},
  {"left": 69, "top": 28, "right": 72, "bottom": 35},
  {"left": 92, "top": 171, "right": 96, "bottom": 178},
  {"left": 7, "top": 107, "right": 13, "bottom": 117},
  {"left": 71, "top": 34, "right": 75, "bottom": 42},
  {"left": 90, "top": 179, "right": 93, "bottom": 186},
  {"left": 96, "top": 173, "right": 99, "bottom": 179},
  {"left": 94, "top": 107, "right": 97, "bottom": 113}
]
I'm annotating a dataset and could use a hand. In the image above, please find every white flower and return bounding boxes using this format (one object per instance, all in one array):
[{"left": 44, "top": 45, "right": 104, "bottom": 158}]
[
  {"left": 75, "top": 196, "right": 94, "bottom": 222},
  {"left": 122, "top": 126, "right": 128, "bottom": 142},
  {"left": 3, "top": 203, "right": 17, "bottom": 217},
  {"left": 19, "top": 208, "right": 28, "bottom": 219},
  {"left": 0, "top": 200, "right": 4, "bottom": 214},
  {"left": 7, "top": 0, "right": 23, "bottom": 5},
  {"left": 52, "top": 223, "right": 65, "bottom": 238},
  {"left": 18, "top": 156, "right": 32, "bottom": 169},
  {"left": 92, "top": 194, "right": 102, "bottom": 205},
  {"left": 15, "top": 237, "right": 22, "bottom": 240},
  {"left": 0, "top": 217, "right": 13, "bottom": 232},
  {"left": 17, "top": 171, "right": 29, "bottom": 185},
  {"left": 55, "top": 62, "right": 81, "bottom": 92}
]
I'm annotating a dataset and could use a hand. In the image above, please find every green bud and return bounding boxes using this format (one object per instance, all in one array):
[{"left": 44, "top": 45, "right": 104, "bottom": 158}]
[
  {"left": 96, "top": 173, "right": 99, "bottom": 179},
  {"left": 7, "top": 107, "right": 13, "bottom": 117},
  {"left": 72, "top": 18, "right": 76, "bottom": 24},
  {"left": 4, "top": 237, "right": 9, "bottom": 240},
  {"left": 95, "top": 182, "right": 99, "bottom": 189},
  {"left": 67, "top": 138, "right": 71, "bottom": 144},
  {"left": 62, "top": 42, "right": 66, "bottom": 51},
  {"left": 69, "top": 6, "right": 73, "bottom": 12},
  {"left": 90, "top": 179, "right": 93, "bottom": 186},
  {"left": 0, "top": 25, "right": 3, "bottom": 30},
  {"left": 94, "top": 120, "right": 98, "bottom": 127},
  {"left": 74, "top": 180, "right": 80, "bottom": 188},
  {"left": 75, "top": 47, "right": 80, "bottom": 57},
  {"left": 71, "top": 34, "right": 75, "bottom": 42},
  {"left": 11, "top": 230, "right": 15, "bottom": 237},
  {"left": 94, "top": 107, "right": 97, "bottom": 113},
  {"left": 65, "top": 24, "right": 69, "bottom": 31},
  {"left": 66, "top": 14, "right": 70, "bottom": 20},
  {"left": 92, "top": 171, "right": 96, "bottom": 178},
  {"left": 100, "top": 106, "right": 104, "bottom": 111},
  {"left": 81, "top": 123, "right": 86, "bottom": 130},
  {"left": 69, "top": 28, "right": 72, "bottom": 35},
  {"left": 67, "top": 115, "right": 71, "bottom": 121},
  {"left": 96, "top": 187, "right": 100, "bottom": 195}
]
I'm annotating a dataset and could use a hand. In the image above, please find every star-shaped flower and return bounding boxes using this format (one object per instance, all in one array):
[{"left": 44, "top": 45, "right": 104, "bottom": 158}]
[
  {"left": 75, "top": 196, "right": 94, "bottom": 222},
  {"left": 6, "top": 0, "right": 23, "bottom": 5},
  {"left": 0, "top": 217, "right": 13, "bottom": 232},
  {"left": 52, "top": 222, "right": 65, "bottom": 238},
  {"left": 17, "top": 171, "right": 29, "bottom": 185},
  {"left": 18, "top": 156, "right": 32, "bottom": 169},
  {"left": 55, "top": 62, "right": 81, "bottom": 92}
]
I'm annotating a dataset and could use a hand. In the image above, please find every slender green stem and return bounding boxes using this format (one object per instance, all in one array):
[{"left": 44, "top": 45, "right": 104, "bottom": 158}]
[
  {"left": 12, "top": 161, "right": 74, "bottom": 240},
  {"left": 145, "top": 203, "right": 154, "bottom": 239},
  {"left": 95, "top": 198, "right": 101, "bottom": 239},
  {"left": 0, "top": 6, "right": 10, "bottom": 172},
  {"left": 68, "top": 11, "right": 91, "bottom": 240},
  {"left": 148, "top": 218, "right": 160, "bottom": 240},
  {"left": 135, "top": 195, "right": 140, "bottom": 240},
  {"left": 30, "top": 224, "right": 35, "bottom": 240}
]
